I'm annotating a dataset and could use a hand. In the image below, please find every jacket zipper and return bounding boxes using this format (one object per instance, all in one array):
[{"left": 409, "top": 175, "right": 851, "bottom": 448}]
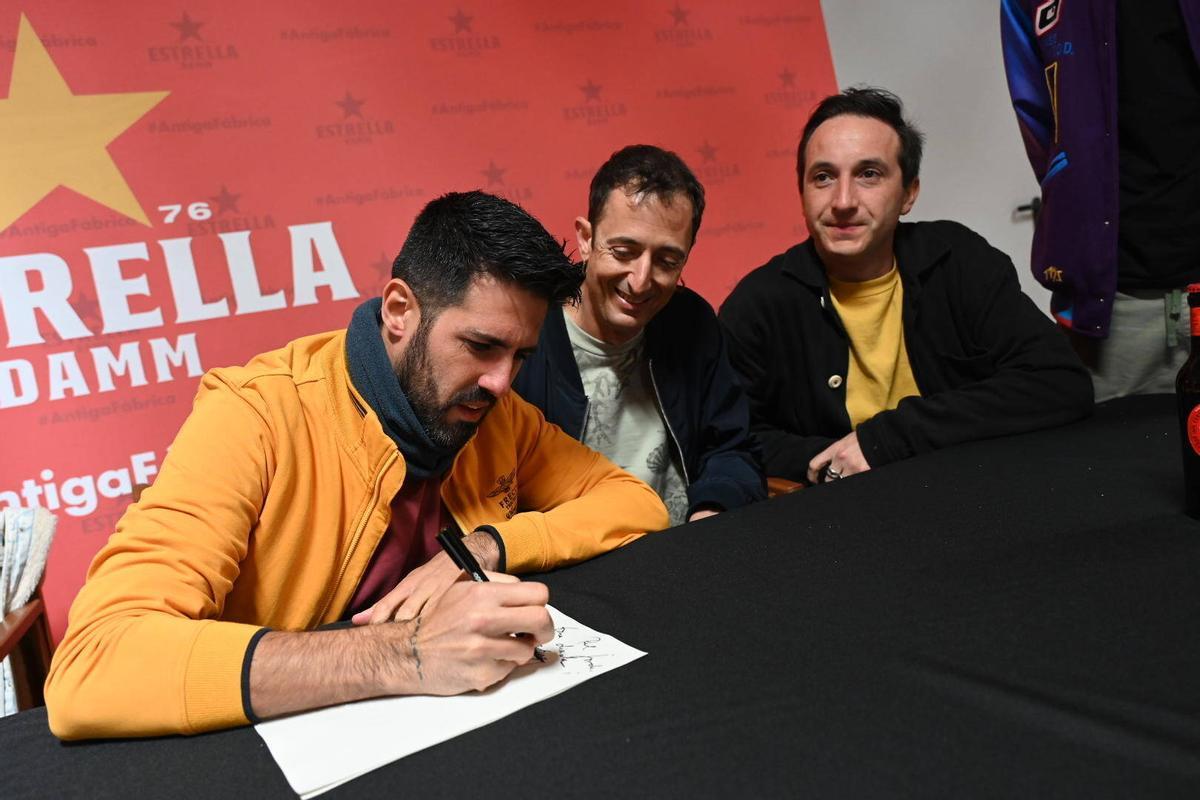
[
  {"left": 441, "top": 440, "right": 475, "bottom": 537},
  {"left": 578, "top": 397, "right": 590, "bottom": 440},
  {"left": 647, "top": 358, "right": 689, "bottom": 486},
  {"left": 316, "top": 449, "right": 398, "bottom": 621}
]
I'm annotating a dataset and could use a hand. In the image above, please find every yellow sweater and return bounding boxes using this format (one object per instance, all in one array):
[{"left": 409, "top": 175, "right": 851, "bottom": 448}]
[
  {"left": 828, "top": 265, "right": 920, "bottom": 427},
  {"left": 45, "top": 329, "right": 667, "bottom": 739}
]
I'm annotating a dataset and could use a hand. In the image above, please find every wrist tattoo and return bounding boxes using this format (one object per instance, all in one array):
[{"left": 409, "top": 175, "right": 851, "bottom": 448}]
[{"left": 410, "top": 614, "right": 424, "bottom": 683}]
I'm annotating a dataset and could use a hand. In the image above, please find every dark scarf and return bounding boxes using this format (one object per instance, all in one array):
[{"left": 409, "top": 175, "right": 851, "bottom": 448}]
[{"left": 345, "top": 298, "right": 458, "bottom": 480}]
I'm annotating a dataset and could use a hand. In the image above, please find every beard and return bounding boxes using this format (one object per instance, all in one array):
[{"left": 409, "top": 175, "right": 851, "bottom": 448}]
[{"left": 394, "top": 318, "right": 497, "bottom": 451}]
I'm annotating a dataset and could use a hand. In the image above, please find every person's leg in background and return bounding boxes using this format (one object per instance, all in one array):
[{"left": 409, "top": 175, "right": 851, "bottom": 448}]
[{"left": 1069, "top": 289, "right": 1191, "bottom": 403}]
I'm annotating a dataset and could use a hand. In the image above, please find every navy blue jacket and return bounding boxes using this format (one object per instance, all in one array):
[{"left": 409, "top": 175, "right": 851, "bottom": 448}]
[{"left": 513, "top": 288, "right": 765, "bottom": 518}]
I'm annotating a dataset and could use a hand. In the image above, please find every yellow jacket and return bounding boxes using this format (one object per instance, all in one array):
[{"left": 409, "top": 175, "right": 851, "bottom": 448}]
[{"left": 45, "top": 329, "right": 667, "bottom": 739}]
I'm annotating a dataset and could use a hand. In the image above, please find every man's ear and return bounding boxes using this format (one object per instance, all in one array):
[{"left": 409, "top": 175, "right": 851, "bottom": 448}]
[
  {"left": 380, "top": 278, "right": 420, "bottom": 341},
  {"left": 574, "top": 216, "right": 594, "bottom": 262},
  {"left": 900, "top": 177, "right": 920, "bottom": 216}
]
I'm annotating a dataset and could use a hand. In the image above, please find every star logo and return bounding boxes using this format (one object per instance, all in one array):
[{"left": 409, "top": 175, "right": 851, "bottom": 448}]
[
  {"left": 778, "top": 68, "right": 796, "bottom": 88},
  {"left": 73, "top": 292, "right": 103, "bottom": 330},
  {"left": 668, "top": 3, "right": 690, "bottom": 25},
  {"left": 579, "top": 78, "right": 603, "bottom": 102},
  {"left": 209, "top": 185, "right": 241, "bottom": 215},
  {"left": 0, "top": 15, "right": 169, "bottom": 230},
  {"left": 170, "top": 11, "right": 205, "bottom": 42},
  {"left": 698, "top": 141, "right": 718, "bottom": 162},
  {"left": 481, "top": 160, "right": 506, "bottom": 186},
  {"left": 335, "top": 90, "right": 365, "bottom": 119},
  {"left": 449, "top": 9, "right": 473, "bottom": 33}
]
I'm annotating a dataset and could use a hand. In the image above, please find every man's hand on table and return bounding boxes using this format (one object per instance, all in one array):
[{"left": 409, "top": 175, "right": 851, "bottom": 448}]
[
  {"left": 249, "top": 578, "right": 552, "bottom": 719},
  {"left": 807, "top": 431, "right": 871, "bottom": 485},
  {"left": 351, "top": 530, "right": 501, "bottom": 625},
  {"left": 387, "top": 579, "right": 554, "bottom": 695}
]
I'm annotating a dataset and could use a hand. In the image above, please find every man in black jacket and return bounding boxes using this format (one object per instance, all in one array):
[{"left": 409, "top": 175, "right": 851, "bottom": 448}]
[
  {"left": 719, "top": 87, "right": 1093, "bottom": 485},
  {"left": 513, "top": 145, "right": 764, "bottom": 525}
]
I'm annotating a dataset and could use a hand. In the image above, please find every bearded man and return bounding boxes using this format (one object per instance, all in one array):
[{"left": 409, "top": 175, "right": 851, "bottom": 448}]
[{"left": 46, "top": 191, "right": 667, "bottom": 739}]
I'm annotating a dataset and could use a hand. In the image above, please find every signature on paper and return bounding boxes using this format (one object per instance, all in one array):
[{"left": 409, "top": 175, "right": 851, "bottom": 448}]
[{"left": 543, "top": 626, "right": 615, "bottom": 673}]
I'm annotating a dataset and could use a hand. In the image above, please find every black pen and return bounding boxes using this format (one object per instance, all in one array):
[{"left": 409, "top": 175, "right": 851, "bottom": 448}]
[
  {"left": 437, "top": 528, "right": 488, "bottom": 582},
  {"left": 437, "top": 527, "right": 546, "bottom": 662}
]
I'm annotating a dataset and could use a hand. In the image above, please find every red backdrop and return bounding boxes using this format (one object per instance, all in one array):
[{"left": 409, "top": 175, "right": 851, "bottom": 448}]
[{"left": 0, "top": 2, "right": 836, "bottom": 639}]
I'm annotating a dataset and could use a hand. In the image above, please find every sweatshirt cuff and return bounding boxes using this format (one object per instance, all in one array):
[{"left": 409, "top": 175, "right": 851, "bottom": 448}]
[
  {"left": 240, "top": 627, "right": 273, "bottom": 724},
  {"left": 473, "top": 525, "right": 506, "bottom": 572},
  {"left": 182, "top": 620, "right": 263, "bottom": 733},
  {"left": 488, "top": 515, "right": 549, "bottom": 573}
]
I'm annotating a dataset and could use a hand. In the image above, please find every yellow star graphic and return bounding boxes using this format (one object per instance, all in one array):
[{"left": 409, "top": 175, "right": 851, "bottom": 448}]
[{"left": 0, "top": 14, "right": 169, "bottom": 230}]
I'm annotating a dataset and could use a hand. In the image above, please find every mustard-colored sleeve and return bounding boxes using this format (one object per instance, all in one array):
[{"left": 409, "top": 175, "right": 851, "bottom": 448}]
[
  {"left": 45, "top": 371, "right": 270, "bottom": 739},
  {"left": 494, "top": 395, "right": 669, "bottom": 573}
]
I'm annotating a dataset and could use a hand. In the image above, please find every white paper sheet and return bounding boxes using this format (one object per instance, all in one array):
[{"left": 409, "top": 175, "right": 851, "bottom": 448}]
[{"left": 256, "top": 605, "right": 645, "bottom": 798}]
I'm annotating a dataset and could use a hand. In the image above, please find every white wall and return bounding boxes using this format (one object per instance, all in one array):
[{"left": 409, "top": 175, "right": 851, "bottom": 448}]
[{"left": 821, "top": 0, "right": 1051, "bottom": 314}]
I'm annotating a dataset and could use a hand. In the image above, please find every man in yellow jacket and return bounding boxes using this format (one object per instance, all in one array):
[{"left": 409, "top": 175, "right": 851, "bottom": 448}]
[{"left": 45, "top": 191, "right": 668, "bottom": 739}]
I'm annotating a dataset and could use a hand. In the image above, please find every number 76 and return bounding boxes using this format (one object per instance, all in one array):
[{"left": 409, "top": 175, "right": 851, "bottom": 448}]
[{"left": 158, "top": 202, "right": 213, "bottom": 223}]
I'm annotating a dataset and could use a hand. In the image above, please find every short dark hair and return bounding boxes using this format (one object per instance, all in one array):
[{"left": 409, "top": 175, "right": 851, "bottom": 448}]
[
  {"left": 393, "top": 191, "right": 582, "bottom": 313},
  {"left": 588, "top": 144, "right": 706, "bottom": 242},
  {"left": 796, "top": 87, "right": 925, "bottom": 188}
]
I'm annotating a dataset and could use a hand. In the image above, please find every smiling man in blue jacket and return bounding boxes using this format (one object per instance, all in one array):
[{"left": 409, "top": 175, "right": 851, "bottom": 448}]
[{"left": 513, "top": 145, "right": 765, "bottom": 525}]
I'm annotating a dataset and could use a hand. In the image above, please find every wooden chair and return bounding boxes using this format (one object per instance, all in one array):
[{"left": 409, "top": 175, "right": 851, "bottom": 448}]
[
  {"left": 767, "top": 476, "right": 805, "bottom": 497},
  {"left": 0, "top": 584, "right": 53, "bottom": 710}
]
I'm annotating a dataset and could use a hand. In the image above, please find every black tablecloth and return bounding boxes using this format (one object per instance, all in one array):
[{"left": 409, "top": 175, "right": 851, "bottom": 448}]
[{"left": 4, "top": 395, "right": 1199, "bottom": 798}]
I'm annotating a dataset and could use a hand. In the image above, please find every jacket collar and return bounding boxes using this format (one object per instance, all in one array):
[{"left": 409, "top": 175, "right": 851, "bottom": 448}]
[
  {"left": 893, "top": 222, "right": 952, "bottom": 283},
  {"left": 544, "top": 298, "right": 679, "bottom": 367},
  {"left": 301, "top": 329, "right": 405, "bottom": 487},
  {"left": 544, "top": 304, "right": 585, "bottom": 376},
  {"left": 541, "top": 303, "right": 587, "bottom": 396},
  {"left": 780, "top": 222, "right": 950, "bottom": 290}
]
